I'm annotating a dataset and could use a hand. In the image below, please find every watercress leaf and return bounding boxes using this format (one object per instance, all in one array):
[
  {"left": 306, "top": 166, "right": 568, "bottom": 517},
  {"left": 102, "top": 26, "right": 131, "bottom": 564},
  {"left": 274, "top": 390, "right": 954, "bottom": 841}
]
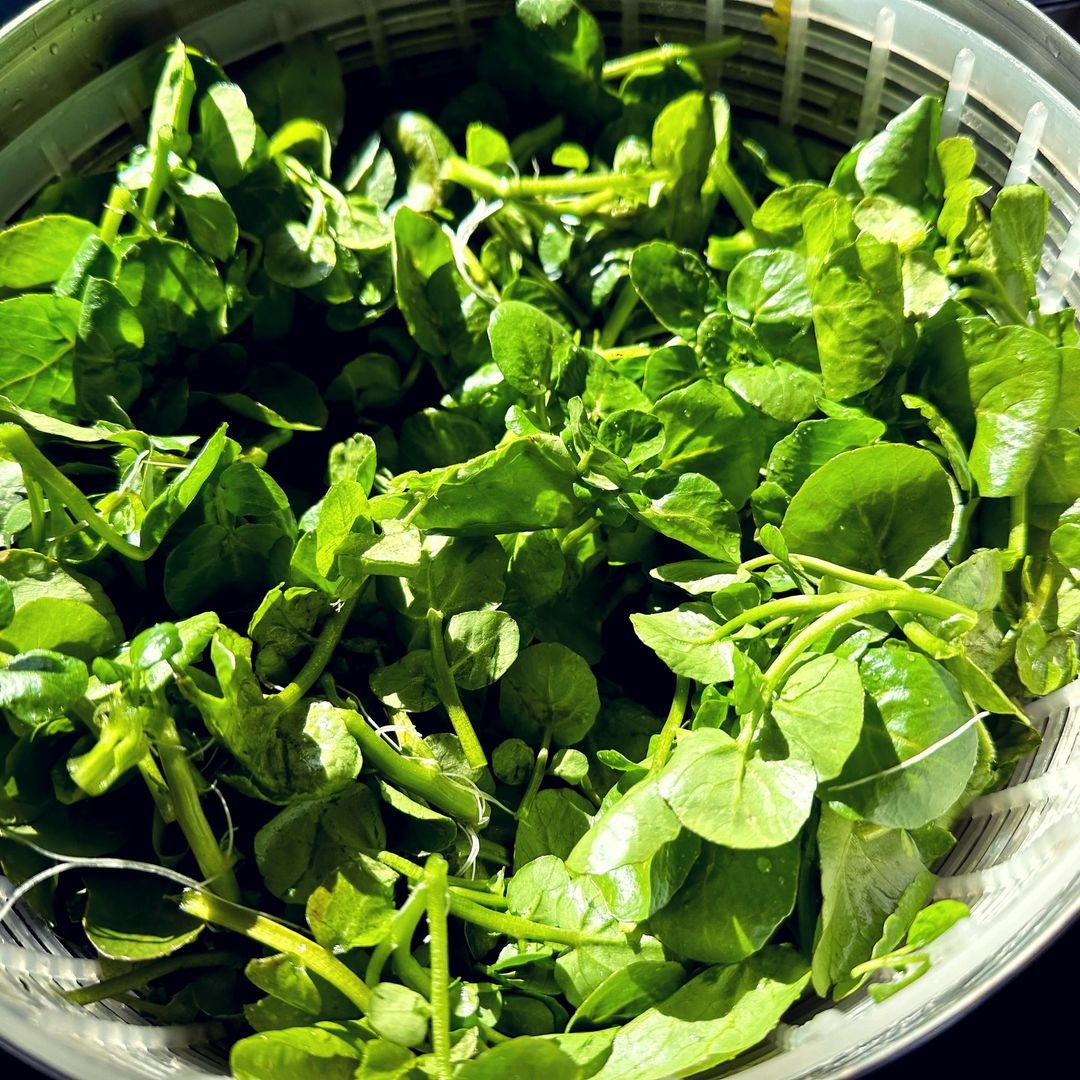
[
  {"left": 0, "top": 215, "right": 97, "bottom": 289},
  {"left": 315, "top": 479, "right": 372, "bottom": 577},
  {"left": 384, "top": 534, "right": 507, "bottom": 618},
  {"left": 937, "top": 136, "right": 988, "bottom": 246},
  {"left": 385, "top": 110, "right": 455, "bottom": 212},
  {"left": 0, "top": 294, "right": 82, "bottom": 417},
  {"left": 812, "top": 236, "right": 907, "bottom": 400},
  {"left": 642, "top": 344, "right": 699, "bottom": 401},
  {"left": 646, "top": 839, "right": 800, "bottom": 964},
  {"left": 630, "top": 604, "right": 734, "bottom": 684},
  {"left": 570, "top": 961, "right": 687, "bottom": 1029},
  {"left": 0, "top": 581, "right": 13, "bottom": 631},
  {"left": 500, "top": 642, "right": 600, "bottom": 747},
  {"left": 629, "top": 242, "right": 717, "bottom": 339},
  {"left": 727, "top": 249, "right": 812, "bottom": 326},
  {"left": 369, "top": 651, "right": 438, "bottom": 712},
  {"left": 627, "top": 473, "right": 742, "bottom": 563},
  {"left": 398, "top": 408, "right": 491, "bottom": 471},
  {"left": 991, "top": 183, "right": 1048, "bottom": 312},
  {"left": 853, "top": 195, "right": 932, "bottom": 252},
  {"left": 596, "top": 409, "right": 666, "bottom": 470},
  {"left": 765, "top": 417, "right": 886, "bottom": 497},
  {"left": 245, "top": 954, "right": 357, "bottom": 1020},
  {"left": 198, "top": 81, "right": 259, "bottom": 187},
  {"left": 254, "top": 785, "right": 386, "bottom": 903},
  {"left": 1015, "top": 620, "right": 1076, "bottom": 695},
  {"left": 751, "top": 181, "right": 827, "bottom": 243},
  {"left": 825, "top": 647, "right": 978, "bottom": 829},
  {"left": 812, "top": 806, "right": 933, "bottom": 999},
  {"left": 242, "top": 36, "right": 345, "bottom": 138},
  {"left": 264, "top": 223, "right": 337, "bottom": 288},
  {"left": 458, "top": 1037, "right": 582, "bottom": 1079},
  {"left": 515, "top": 788, "right": 594, "bottom": 870},
  {"left": 404, "top": 434, "right": 584, "bottom": 535},
  {"left": 230, "top": 1025, "right": 362, "bottom": 1080},
  {"left": 781, "top": 443, "right": 958, "bottom": 578},
  {"left": 771, "top": 653, "right": 863, "bottom": 782},
  {"left": 654, "top": 380, "right": 766, "bottom": 509},
  {"left": 902, "top": 249, "right": 950, "bottom": 318},
  {"left": 305, "top": 853, "right": 398, "bottom": 951},
  {"left": 128, "top": 622, "right": 182, "bottom": 671},
  {"left": 724, "top": 360, "right": 822, "bottom": 425},
  {"left": 1030, "top": 426, "right": 1080, "bottom": 512},
  {"left": 0, "top": 649, "right": 88, "bottom": 728},
  {"left": 657, "top": 728, "right": 816, "bottom": 849},
  {"left": 445, "top": 609, "right": 520, "bottom": 691},
  {"left": 901, "top": 393, "right": 973, "bottom": 492},
  {"left": 488, "top": 300, "right": 574, "bottom": 395},
  {"left": 83, "top": 873, "right": 203, "bottom": 960},
  {"left": 854, "top": 95, "right": 941, "bottom": 207},
  {"left": 168, "top": 168, "right": 239, "bottom": 261},
  {"left": 593, "top": 948, "right": 811, "bottom": 1080},
  {"left": 0, "top": 549, "right": 123, "bottom": 661}
]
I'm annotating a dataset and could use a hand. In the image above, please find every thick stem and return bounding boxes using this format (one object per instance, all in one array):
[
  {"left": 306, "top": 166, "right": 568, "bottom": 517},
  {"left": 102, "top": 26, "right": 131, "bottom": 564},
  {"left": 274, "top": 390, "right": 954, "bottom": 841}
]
[
  {"left": 343, "top": 712, "right": 483, "bottom": 823},
  {"left": 98, "top": 184, "right": 129, "bottom": 247},
  {"left": 25, "top": 477, "right": 47, "bottom": 551},
  {"left": 154, "top": 715, "right": 240, "bottom": 902},
  {"left": 426, "top": 608, "right": 488, "bottom": 771},
  {"left": 1006, "top": 491, "right": 1028, "bottom": 572},
  {"left": 711, "top": 159, "right": 758, "bottom": 232},
  {"left": 425, "top": 855, "right": 453, "bottom": 1080},
  {"left": 442, "top": 157, "right": 665, "bottom": 201},
  {"left": 273, "top": 594, "right": 358, "bottom": 711},
  {"left": 649, "top": 676, "right": 692, "bottom": 774},
  {"left": 599, "top": 279, "right": 639, "bottom": 349},
  {"left": 516, "top": 728, "right": 551, "bottom": 821},
  {"left": 64, "top": 951, "right": 237, "bottom": 1006},
  {"left": 447, "top": 894, "right": 625, "bottom": 948},
  {"left": 740, "top": 552, "right": 909, "bottom": 592},
  {"left": 366, "top": 882, "right": 428, "bottom": 986},
  {"left": 377, "top": 851, "right": 508, "bottom": 908},
  {"left": 762, "top": 590, "right": 978, "bottom": 695},
  {"left": 709, "top": 593, "right": 860, "bottom": 643},
  {"left": 0, "top": 425, "right": 146, "bottom": 560},
  {"left": 602, "top": 37, "right": 743, "bottom": 80},
  {"left": 179, "top": 889, "right": 371, "bottom": 1013}
]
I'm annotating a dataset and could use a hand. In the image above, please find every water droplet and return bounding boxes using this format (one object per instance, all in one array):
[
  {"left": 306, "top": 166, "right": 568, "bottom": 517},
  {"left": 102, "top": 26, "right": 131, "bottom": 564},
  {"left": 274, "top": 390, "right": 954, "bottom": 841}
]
[
  {"left": 11, "top": 99, "right": 24, "bottom": 112},
  {"left": 92, "top": 12, "right": 103, "bottom": 21},
  {"left": 49, "top": 42, "right": 60, "bottom": 55},
  {"left": 68, "top": 6, "right": 77, "bottom": 15},
  {"left": 756, "top": 856, "right": 772, "bottom": 873}
]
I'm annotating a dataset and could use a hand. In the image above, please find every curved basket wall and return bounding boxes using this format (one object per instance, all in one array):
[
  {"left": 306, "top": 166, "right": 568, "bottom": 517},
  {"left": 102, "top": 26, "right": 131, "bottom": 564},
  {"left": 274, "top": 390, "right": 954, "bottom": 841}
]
[{"left": 0, "top": 2, "right": 1078, "bottom": 1078}]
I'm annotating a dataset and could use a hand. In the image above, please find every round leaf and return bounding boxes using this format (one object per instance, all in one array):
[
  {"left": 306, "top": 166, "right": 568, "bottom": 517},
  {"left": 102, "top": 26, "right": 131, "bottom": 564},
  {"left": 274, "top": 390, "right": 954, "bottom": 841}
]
[
  {"left": 500, "top": 643, "right": 600, "bottom": 747},
  {"left": 445, "top": 609, "right": 520, "bottom": 690}
]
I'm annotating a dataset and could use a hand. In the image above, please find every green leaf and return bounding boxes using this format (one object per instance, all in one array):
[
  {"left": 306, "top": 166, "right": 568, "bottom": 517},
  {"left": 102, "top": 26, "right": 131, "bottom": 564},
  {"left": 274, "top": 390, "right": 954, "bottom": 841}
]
[
  {"left": 764, "top": 417, "right": 886, "bottom": 497},
  {"left": 630, "top": 604, "right": 734, "bottom": 684},
  {"left": 0, "top": 294, "right": 82, "bottom": 417},
  {"left": 367, "top": 983, "right": 431, "bottom": 1049},
  {"left": 305, "top": 854, "right": 398, "bottom": 951},
  {"left": 231, "top": 1025, "right": 362, "bottom": 1080},
  {"left": 627, "top": 474, "right": 742, "bottom": 563},
  {"left": 264, "top": 223, "right": 337, "bottom": 288},
  {"left": 812, "top": 236, "right": 907, "bottom": 400},
  {"left": 458, "top": 1037, "right": 583, "bottom": 1079},
  {"left": 646, "top": 839, "right": 800, "bottom": 964},
  {"left": 168, "top": 168, "right": 239, "bottom": 261},
  {"left": 654, "top": 380, "right": 766, "bottom": 509},
  {"left": 0, "top": 580, "right": 13, "bottom": 631},
  {"left": 771, "top": 653, "right": 864, "bottom": 781},
  {"left": 0, "top": 649, "right": 88, "bottom": 728},
  {"left": 593, "top": 948, "right": 811, "bottom": 1080},
  {"left": 254, "top": 786, "right": 386, "bottom": 904},
  {"left": 83, "top": 873, "right": 203, "bottom": 960},
  {"left": 129, "top": 622, "right": 182, "bottom": 671},
  {"left": 315, "top": 479, "right": 371, "bottom": 577},
  {"left": 0, "top": 215, "right": 98, "bottom": 289},
  {"left": 855, "top": 95, "right": 941, "bottom": 207},
  {"left": 500, "top": 642, "right": 600, "bottom": 747},
  {"left": 384, "top": 534, "right": 507, "bottom": 618},
  {"left": 198, "top": 81, "right": 259, "bottom": 187},
  {"left": 488, "top": 300, "right": 574, "bottom": 395},
  {"left": 991, "top": 184, "right": 1048, "bottom": 312},
  {"left": 825, "top": 647, "right": 978, "bottom": 830},
  {"left": 781, "top": 443, "right": 957, "bottom": 578},
  {"left": 812, "top": 806, "right": 932, "bottom": 999},
  {"left": 657, "top": 728, "right": 816, "bottom": 849},
  {"left": 629, "top": 242, "right": 717, "bottom": 339},
  {"left": 727, "top": 249, "right": 812, "bottom": 326},
  {"left": 570, "top": 961, "right": 687, "bottom": 1028},
  {"left": 245, "top": 954, "right": 357, "bottom": 1020},
  {"left": 445, "top": 609, "right": 520, "bottom": 690},
  {"left": 515, "top": 788, "right": 595, "bottom": 870}
]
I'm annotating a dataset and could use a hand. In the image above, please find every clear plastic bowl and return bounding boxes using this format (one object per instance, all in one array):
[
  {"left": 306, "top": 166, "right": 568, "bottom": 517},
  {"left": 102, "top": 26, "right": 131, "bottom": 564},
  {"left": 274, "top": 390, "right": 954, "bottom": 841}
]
[{"left": 1, "top": 2, "right": 1079, "bottom": 1077}]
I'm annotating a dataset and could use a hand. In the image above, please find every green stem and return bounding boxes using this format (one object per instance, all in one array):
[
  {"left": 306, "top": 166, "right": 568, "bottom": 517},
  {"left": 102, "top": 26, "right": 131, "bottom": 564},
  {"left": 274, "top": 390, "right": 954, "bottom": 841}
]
[
  {"left": 739, "top": 552, "right": 909, "bottom": 592},
  {"left": 376, "top": 851, "right": 508, "bottom": 906},
  {"left": 178, "top": 889, "right": 372, "bottom": 1013},
  {"left": 154, "top": 715, "right": 240, "bottom": 902},
  {"left": 948, "top": 262, "right": 1031, "bottom": 325},
  {"left": 367, "top": 882, "right": 428, "bottom": 986},
  {"left": 601, "top": 36, "right": 743, "bottom": 80},
  {"left": 0, "top": 424, "right": 146, "bottom": 560},
  {"left": 442, "top": 157, "right": 665, "bottom": 201},
  {"left": 560, "top": 516, "right": 601, "bottom": 554},
  {"left": 596, "top": 343, "right": 654, "bottom": 363},
  {"left": 274, "top": 594, "right": 359, "bottom": 711},
  {"left": 953, "top": 287, "right": 1027, "bottom": 326},
  {"left": 599, "top": 279, "right": 639, "bottom": 349},
  {"left": 426, "top": 855, "right": 453, "bottom": 1080},
  {"left": 516, "top": 728, "right": 551, "bottom": 821},
  {"left": 1006, "top": 491, "right": 1028, "bottom": 571},
  {"left": 762, "top": 590, "right": 978, "bottom": 695},
  {"left": 709, "top": 592, "right": 860, "bottom": 643},
  {"left": 649, "top": 676, "right": 691, "bottom": 774},
  {"left": 64, "top": 951, "right": 238, "bottom": 1006},
  {"left": 447, "top": 894, "right": 625, "bottom": 948},
  {"left": 711, "top": 160, "right": 758, "bottom": 232},
  {"left": 392, "top": 939, "right": 432, "bottom": 997},
  {"left": 343, "top": 713, "right": 483, "bottom": 823},
  {"left": 98, "top": 184, "right": 129, "bottom": 247},
  {"left": 426, "top": 608, "right": 488, "bottom": 771},
  {"left": 24, "top": 476, "right": 47, "bottom": 551}
]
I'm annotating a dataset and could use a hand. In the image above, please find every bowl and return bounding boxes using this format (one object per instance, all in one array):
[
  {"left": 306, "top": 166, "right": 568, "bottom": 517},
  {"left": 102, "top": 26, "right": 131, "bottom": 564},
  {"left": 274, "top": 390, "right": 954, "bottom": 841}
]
[{"left": 1, "top": 2, "right": 1079, "bottom": 1077}]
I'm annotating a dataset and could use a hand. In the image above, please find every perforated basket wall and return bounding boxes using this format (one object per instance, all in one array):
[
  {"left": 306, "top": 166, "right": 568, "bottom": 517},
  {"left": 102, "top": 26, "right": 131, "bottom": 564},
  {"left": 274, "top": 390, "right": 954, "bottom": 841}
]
[{"left": 1, "top": 2, "right": 1078, "bottom": 1078}]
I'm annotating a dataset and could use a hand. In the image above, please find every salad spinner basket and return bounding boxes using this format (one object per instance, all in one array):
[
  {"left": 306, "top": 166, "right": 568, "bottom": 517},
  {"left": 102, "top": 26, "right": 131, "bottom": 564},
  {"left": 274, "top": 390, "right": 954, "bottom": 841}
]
[{"left": 1, "top": 1, "right": 1079, "bottom": 1077}]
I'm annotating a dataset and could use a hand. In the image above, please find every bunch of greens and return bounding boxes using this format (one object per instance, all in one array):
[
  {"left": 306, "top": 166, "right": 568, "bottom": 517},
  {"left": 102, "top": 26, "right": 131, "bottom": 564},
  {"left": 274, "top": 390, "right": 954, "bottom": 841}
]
[{"left": 0, "top": 1, "right": 1076, "bottom": 1077}]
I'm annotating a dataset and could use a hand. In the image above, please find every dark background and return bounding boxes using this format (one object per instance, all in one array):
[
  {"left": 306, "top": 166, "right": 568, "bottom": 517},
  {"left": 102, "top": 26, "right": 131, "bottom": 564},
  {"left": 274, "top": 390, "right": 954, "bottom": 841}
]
[{"left": 0, "top": 0, "right": 1077, "bottom": 1076}]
